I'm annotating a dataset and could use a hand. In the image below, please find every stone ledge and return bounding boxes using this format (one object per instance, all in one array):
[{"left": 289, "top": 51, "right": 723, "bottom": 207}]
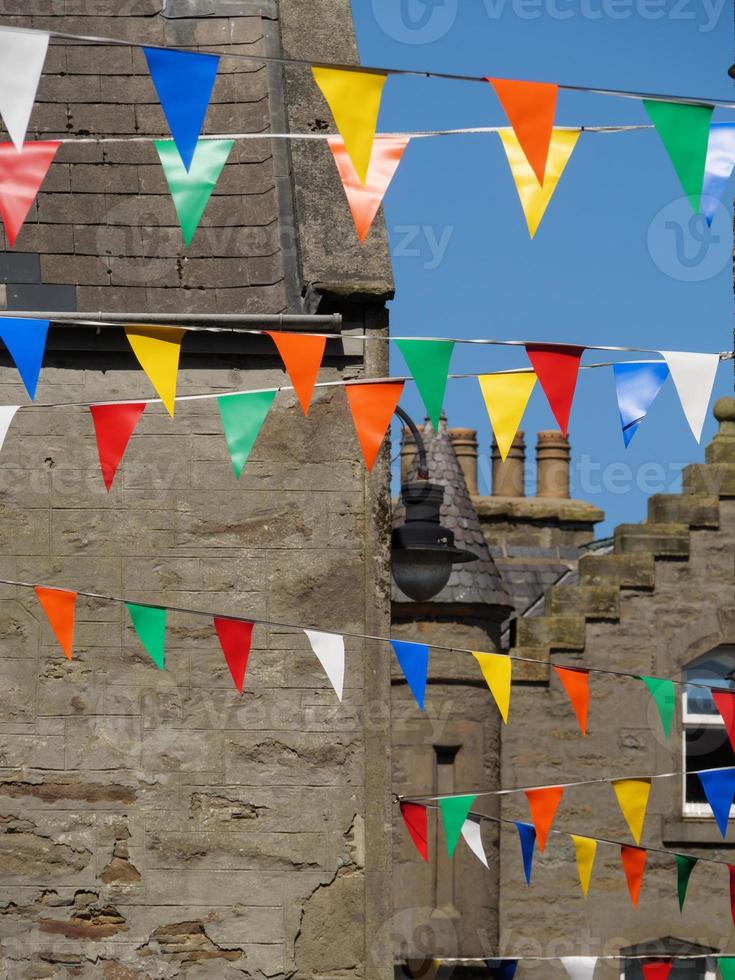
[
  {"left": 647, "top": 493, "right": 720, "bottom": 528},
  {"left": 683, "top": 463, "right": 735, "bottom": 498},
  {"left": 613, "top": 522, "right": 690, "bottom": 558},
  {"left": 516, "top": 614, "right": 586, "bottom": 651},
  {"left": 472, "top": 495, "right": 604, "bottom": 525},
  {"left": 578, "top": 553, "right": 655, "bottom": 590},
  {"left": 662, "top": 817, "right": 735, "bottom": 847},
  {"left": 547, "top": 584, "right": 620, "bottom": 620}
]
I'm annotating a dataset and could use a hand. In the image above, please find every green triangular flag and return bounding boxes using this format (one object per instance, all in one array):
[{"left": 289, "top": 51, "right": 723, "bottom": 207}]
[
  {"left": 676, "top": 854, "right": 697, "bottom": 912},
  {"left": 218, "top": 390, "right": 277, "bottom": 479},
  {"left": 643, "top": 100, "right": 713, "bottom": 212},
  {"left": 395, "top": 339, "right": 455, "bottom": 432},
  {"left": 719, "top": 957, "right": 735, "bottom": 978},
  {"left": 438, "top": 795, "right": 477, "bottom": 857},
  {"left": 155, "top": 138, "right": 234, "bottom": 246},
  {"left": 638, "top": 675, "right": 675, "bottom": 738},
  {"left": 126, "top": 602, "right": 166, "bottom": 670}
]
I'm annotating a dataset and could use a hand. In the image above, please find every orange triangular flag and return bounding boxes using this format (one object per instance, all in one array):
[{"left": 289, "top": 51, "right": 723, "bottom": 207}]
[
  {"left": 267, "top": 331, "right": 326, "bottom": 415},
  {"left": 34, "top": 586, "right": 77, "bottom": 660},
  {"left": 553, "top": 665, "right": 590, "bottom": 735},
  {"left": 345, "top": 380, "right": 404, "bottom": 471},
  {"left": 487, "top": 78, "right": 558, "bottom": 184},
  {"left": 525, "top": 786, "right": 564, "bottom": 853},
  {"left": 328, "top": 135, "right": 410, "bottom": 243},
  {"left": 620, "top": 845, "right": 647, "bottom": 907}
]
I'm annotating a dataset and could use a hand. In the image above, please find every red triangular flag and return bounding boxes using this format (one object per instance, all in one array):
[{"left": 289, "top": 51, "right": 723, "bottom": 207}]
[
  {"left": 0, "top": 141, "right": 60, "bottom": 248},
  {"left": 620, "top": 845, "right": 647, "bottom": 907},
  {"left": 345, "top": 381, "right": 404, "bottom": 471},
  {"left": 213, "top": 617, "right": 254, "bottom": 695},
  {"left": 525, "top": 786, "right": 564, "bottom": 853},
  {"left": 526, "top": 345, "right": 584, "bottom": 436},
  {"left": 553, "top": 666, "right": 590, "bottom": 735},
  {"left": 729, "top": 865, "right": 735, "bottom": 926},
  {"left": 487, "top": 79, "right": 558, "bottom": 185},
  {"left": 642, "top": 962, "right": 673, "bottom": 980},
  {"left": 328, "top": 135, "right": 410, "bottom": 243},
  {"left": 266, "top": 331, "right": 326, "bottom": 415},
  {"left": 713, "top": 690, "right": 735, "bottom": 752},
  {"left": 400, "top": 802, "right": 429, "bottom": 862},
  {"left": 34, "top": 586, "right": 77, "bottom": 660},
  {"left": 89, "top": 403, "right": 146, "bottom": 491}
]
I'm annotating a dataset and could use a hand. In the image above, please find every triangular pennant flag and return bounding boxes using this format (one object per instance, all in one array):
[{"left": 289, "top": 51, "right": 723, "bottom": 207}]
[
  {"left": 638, "top": 675, "right": 675, "bottom": 738},
  {"left": 571, "top": 835, "right": 597, "bottom": 897},
  {"left": 641, "top": 962, "right": 673, "bottom": 980},
  {"left": 213, "top": 617, "right": 254, "bottom": 695},
  {"left": 730, "top": 866, "right": 735, "bottom": 926},
  {"left": 553, "top": 666, "right": 590, "bottom": 735},
  {"left": 697, "top": 768, "right": 735, "bottom": 837},
  {"left": 525, "top": 786, "right": 564, "bottom": 853},
  {"left": 612, "top": 778, "right": 652, "bottom": 845},
  {"left": 345, "top": 380, "right": 404, "bottom": 472},
  {"left": 266, "top": 332, "right": 326, "bottom": 415},
  {"left": 304, "top": 629, "right": 345, "bottom": 702},
  {"left": 719, "top": 957, "right": 735, "bottom": 978},
  {"left": 328, "top": 135, "right": 409, "bottom": 243},
  {"left": 0, "top": 405, "right": 18, "bottom": 452},
  {"left": 526, "top": 345, "right": 584, "bottom": 436},
  {"left": 400, "top": 802, "right": 428, "bottom": 862},
  {"left": 438, "top": 795, "right": 477, "bottom": 858},
  {"left": 561, "top": 957, "right": 598, "bottom": 980},
  {"left": 620, "top": 845, "right": 647, "bottom": 907},
  {"left": 395, "top": 339, "right": 455, "bottom": 432},
  {"left": 34, "top": 586, "right": 77, "bottom": 660},
  {"left": 0, "top": 317, "right": 49, "bottom": 400},
  {"left": 143, "top": 46, "right": 219, "bottom": 172},
  {"left": 676, "top": 854, "right": 697, "bottom": 912},
  {"left": 485, "top": 961, "right": 518, "bottom": 980},
  {"left": 478, "top": 373, "right": 537, "bottom": 462},
  {"left": 217, "top": 390, "right": 277, "bottom": 479},
  {"left": 126, "top": 602, "right": 166, "bottom": 670},
  {"left": 311, "top": 67, "right": 387, "bottom": 184},
  {"left": 661, "top": 351, "right": 720, "bottom": 442},
  {"left": 713, "top": 691, "right": 735, "bottom": 753},
  {"left": 702, "top": 123, "right": 735, "bottom": 225},
  {"left": 0, "top": 28, "right": 49, "bottom": 150},
  {"left": 461, "top": 817, "right": 489, "bottom": 868},
  {"left": 614, "top": 363, "right": 670, "bottom": 447},
  {"left": 498, "top": 128, "right": 580, "bottom": 238},
  {"left": 488, "top": 78, "right": 558, "bottom": 185},
  {"left": 125, "top": 326, "right": 185, "bottom": 417},
  {"left": 515, "top": 821, "right": 536, "bottom": 884},
  {"left": 472, "top": 652, "right": 512, "bottom": 723},
  {"left": 391, "top": 640, "right": 429, "bottom": 711},
  {"left": 0, "top": 140, "right": 60, "bottom": 248},
  {"left": 89, "top": 403, "right": 146, "bottom": 492},
  {"left": 644, "top": 99, "right": 713, "bottom": 212},
  {"left": 155, "top": 138, "right": 233, "bottom": 246}
]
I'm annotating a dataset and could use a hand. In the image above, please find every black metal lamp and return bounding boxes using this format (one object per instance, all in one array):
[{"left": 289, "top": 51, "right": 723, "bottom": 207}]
[{"left": 391, "top": 407, "right": 478, "bottom": 602}]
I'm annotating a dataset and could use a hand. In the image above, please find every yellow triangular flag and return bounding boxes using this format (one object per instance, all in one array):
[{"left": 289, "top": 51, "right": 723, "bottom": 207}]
[
  {"left": 472, "top": 652, "right": 511, "bottom": 723},
  {"left": 570, "top": 834, "right": 597, "bottom": 896},
  {"left": 612, "top": 778, "right": 651, "bottom": 846},
  {"left": 498, "top": 128, "right": 580, "bottom": 238},
  {"left": 478, "top": 372, "right": 537, "bottom": 461},
  {"left": 125, "top": 326, "right": 186, "bottom": 417},
  {"left": 312, "top": 66, "right": 387, "bottom": 184}
]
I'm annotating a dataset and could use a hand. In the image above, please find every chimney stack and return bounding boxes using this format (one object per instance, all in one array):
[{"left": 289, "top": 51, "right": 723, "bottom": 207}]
[
  {"left": 491, "top": 431, "right": 525, "bottom": 497},
  {"left": 449, "top": 428, "right": 478, "bottom": 495},
  {"left": 536, "top": 431, "right": 570, "bottom": 498}
]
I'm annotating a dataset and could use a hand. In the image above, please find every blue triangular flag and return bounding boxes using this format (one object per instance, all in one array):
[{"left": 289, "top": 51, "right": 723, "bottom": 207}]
[
  {"left": 143, "top": 46, "right": 220, "bottom": 171},
  {"left": 613, "top": 362, "right": 669, "bottom": 447},
  {"left": 515, "top": 820, "right": 536, "bottom": 885},
  {"left": 702, "top": 122, "right": 735, "bottom": 226},
  {"left": 0, "top": 317, "right": 49, "bottom": 399},
  {"left": 391, "top": 640, "right": 429, "bottom": 710},
  {"left": 697, "top": 767, "right": 735, "bottom": 837},
  {"left": 485, "top": 961, "right": 518, "bottom": 979}
]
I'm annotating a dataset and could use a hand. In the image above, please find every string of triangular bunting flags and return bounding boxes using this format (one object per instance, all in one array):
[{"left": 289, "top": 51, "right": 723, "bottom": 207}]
[{"left": 396, "top": 956, "right": 735, "bottom": 978}]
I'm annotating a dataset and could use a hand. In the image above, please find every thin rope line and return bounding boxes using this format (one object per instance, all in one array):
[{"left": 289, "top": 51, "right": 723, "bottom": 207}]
[{"left": 3, "top": 578, "right": 731, "bottom": 696}]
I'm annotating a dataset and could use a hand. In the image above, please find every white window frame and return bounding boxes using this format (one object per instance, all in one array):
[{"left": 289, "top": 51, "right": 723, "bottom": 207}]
[
  {"left": 682, "top": 676, "right": 734, "bottom": 819},
  {"left": 619, "top": 958, "right": 716, "bottom": 979}
]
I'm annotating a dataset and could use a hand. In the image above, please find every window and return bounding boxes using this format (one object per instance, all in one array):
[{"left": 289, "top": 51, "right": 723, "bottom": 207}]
[
  {"left": 620, "top": 959, "right": 713, "bottom": 979},
  {"left": 619, "top": 940, "right": 717, "bottom": 979},
  {"left": 682, "top": 645, "right": 735, "bottom": 818},
  {"left": 433, "top": 745, "right": 460, "bottom": 914}
]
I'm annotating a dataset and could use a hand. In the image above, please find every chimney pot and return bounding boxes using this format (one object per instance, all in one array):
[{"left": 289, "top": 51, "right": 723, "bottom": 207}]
[
  {"left": 536, "top": 430, "right": 570, "bottom": 498},
  {"left": 491, "top": 431, "right": 525, "bottom": 497},
  {"left": 449, "top": 428, "right": 478, "bottom": 495}
]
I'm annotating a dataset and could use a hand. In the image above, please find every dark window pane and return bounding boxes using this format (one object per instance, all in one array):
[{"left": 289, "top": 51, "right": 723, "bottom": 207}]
[
  {"left": 684, "top": 645, "right": 735, "bottom": 715},
  {"left": 685, "top": 728, "right": 735, "bottom": 803},
  {"left": 624, "top": 959, "right": 705, "bottom": 978}
]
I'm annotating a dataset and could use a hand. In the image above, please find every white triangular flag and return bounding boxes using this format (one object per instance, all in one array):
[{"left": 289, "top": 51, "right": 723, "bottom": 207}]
[
  {"left": 0, "top": 28, "right": 49, "bottom": 150},
  {"left": 661, "top": 351, "right": 720, "bottom": 442},
  {"left": 0, "top": 406, "right": 19, "bottom": 451},
  {"left": 304, "top": 629, "right": 344, "bottom": 701},
  {"left": 561, "top": 957, "right": 598, "bottom": 980},
  {"left": 460, "top": 817, "right": 489, "bottom": 868}
]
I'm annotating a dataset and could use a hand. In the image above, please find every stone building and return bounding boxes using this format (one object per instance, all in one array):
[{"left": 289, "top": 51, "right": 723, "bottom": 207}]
[{"left": 0, "top": 2, "right": 395, "bottom": 978}]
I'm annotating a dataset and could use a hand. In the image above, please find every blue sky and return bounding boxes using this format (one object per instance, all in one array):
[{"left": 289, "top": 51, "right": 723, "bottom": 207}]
[{"left": 350, "top": 0, "right": 733, "bottom": 535}]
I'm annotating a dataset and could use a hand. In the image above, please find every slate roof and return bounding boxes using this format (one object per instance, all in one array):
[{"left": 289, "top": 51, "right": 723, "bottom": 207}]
[
  {"left": 392, "top": 418, "right": 513, "bottom": 610},
  {"left": 489, "top": 544, "right": 580, "bottom": 616}
]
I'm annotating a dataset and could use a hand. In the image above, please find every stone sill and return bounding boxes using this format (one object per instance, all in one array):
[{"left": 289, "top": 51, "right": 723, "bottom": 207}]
[
  {"left": 472, "top": 495, "right": 604, "bottom": 525},
  {"left": 662, "top": 818, "right": 735, "bottom": 847}
]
